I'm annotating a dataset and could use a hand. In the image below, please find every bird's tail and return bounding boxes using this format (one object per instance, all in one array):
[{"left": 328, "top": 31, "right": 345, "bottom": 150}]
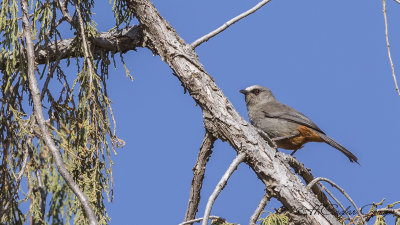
[{"left": 316, "top": 132, "right": 359, "bottom": 164}]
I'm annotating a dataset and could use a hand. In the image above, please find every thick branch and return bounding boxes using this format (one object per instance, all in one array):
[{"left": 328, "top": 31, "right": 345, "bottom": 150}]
[
  {"left": 20, "top": 1, "right": 98, "bottom": 224},
  {"left": 184, "top": 132, "right": 216, "bottom": 223},
  {"left": 0, "top": 25, "right": 143, "bottom": 72},
  {"left": 125, "top": 0, "right": 341, "bottom": 224},
  {"left": 202, "top": 152, "right": 246, "bottom": 225}
]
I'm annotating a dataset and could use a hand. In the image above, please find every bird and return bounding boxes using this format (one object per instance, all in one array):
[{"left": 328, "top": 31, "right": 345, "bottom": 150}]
[{"left": 239, "top": 85, "right": 358, "bottom": 163}]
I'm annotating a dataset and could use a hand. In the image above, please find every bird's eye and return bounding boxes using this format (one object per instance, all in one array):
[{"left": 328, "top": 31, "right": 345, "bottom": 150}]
[{"left": 253, "top": 89, "right": 260, "bottom": 95}]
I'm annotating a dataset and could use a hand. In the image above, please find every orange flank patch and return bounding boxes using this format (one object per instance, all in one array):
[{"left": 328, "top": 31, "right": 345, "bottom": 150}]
[
  {"left": 276, "top": 126, "right": 323, "bottom": 150},
  {"left": 297, "top": 126, "right": 324, "bottom": 142}
]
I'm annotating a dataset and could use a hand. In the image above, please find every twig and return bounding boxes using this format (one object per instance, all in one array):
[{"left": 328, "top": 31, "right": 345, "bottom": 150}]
[
  {"left": 249, "top": 191, "right": 272, "bottom": 225},
  {"left": 184, "top": 132, "right": 216, "bottom": 223},
  {"left": 319, "top": 183, "right": 351, "bottom": 220},
  {"left": 383, "top": 0, "right": 400, "bottom": 96},
  {"left": 307, "top": 177, "right": 366, "bottom": 225},
  {"left": 201, "top": 152, "right": 246, "bottom": 225},
  {"left": 73, "top": 0, "right": 95, "bottom": 81},
  {"left": 56, "top": 0, "right": 73, "bottom": 23},
  {"left": 20, "top": 1, "right": 98, "bottom": 224},
  {"left": 393, "top": 0, "right": 400, "bottom": 4},
  {"left": 363, "top": 207, "right": 400, "bottom": 221},
  {"left": 191, "top": 0, "right": 272, "bottom": 49},
  {"left": 179, "top": 215, "right": 222, "bottom": 225}
]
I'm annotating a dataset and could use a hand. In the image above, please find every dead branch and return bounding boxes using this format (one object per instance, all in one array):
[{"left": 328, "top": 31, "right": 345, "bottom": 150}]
[
  {"left": 382, "top": 0, "right": 400, "bottom": 96},
  {"left": 184, "top": 132, "right": 216, "bottom": 223},
  {"left": 249, "top": 191, "right": 272, "bottom": 225},
  {"left": 363, "top": 207, "right": 400, "bottom": 221},
  {"left": 0, "top": 25, "right": 143, "bottom": 72},
  {"left": 307, "top": 177, "right": 365, "bottom": 225},
  {"left": 179, "top": 215, "right": 223, "bottom": 225},
  {"left": 20, "top": 1, "right": 98, "bottom": 224},
  {"left": 202, "top": 152, "right": 246, "bottom": 225},
  {"left": 191, "top": 0, "right": 273, "bottom": 48}
]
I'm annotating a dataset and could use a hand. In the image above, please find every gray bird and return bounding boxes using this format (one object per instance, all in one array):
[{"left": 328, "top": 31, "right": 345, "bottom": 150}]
[{"left": 240, "top": 85, "right": 358, "bottom": 163}]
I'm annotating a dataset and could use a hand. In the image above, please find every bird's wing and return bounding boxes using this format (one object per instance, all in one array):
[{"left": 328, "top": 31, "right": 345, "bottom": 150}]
[{"left": 262, "top": 102, "right": 325, "bottom": 134}]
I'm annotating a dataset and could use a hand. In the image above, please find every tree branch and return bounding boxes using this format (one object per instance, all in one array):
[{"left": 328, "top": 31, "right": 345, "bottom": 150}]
[
  {"left": 20, "top": 1, "right": 98, "bottom": 224},
  {"left": 179, "top": 215, "right": 223, "bottom": 225},
  {"left": 307, "top": 177, "right": 365, "bottom": 225},
  {"left": 125, "top": 0, "right": 342, "bottom": 223},
  {"left": 279, "top": 153, "right": 338, "bottom": 217},
  {"left": 184, "top": 132, "right": 216, "bottom": 223},
  {"left": 0, "top": 25, "right": 143, "bottom": 72},
  {"left": 382, "top": 0, "right": 400, "bottom": 96},
  {"left": 249, "top": 191, "right": 272, "bottom": 225},
  {"left": 202, "top": 152, "right": 246, "bottom": 225},
  {"left": 191, "top": 0, "right": 272, "bottom": 49},
  {"left": 364, "top": 207, "right": 400, "bottom": 221}
]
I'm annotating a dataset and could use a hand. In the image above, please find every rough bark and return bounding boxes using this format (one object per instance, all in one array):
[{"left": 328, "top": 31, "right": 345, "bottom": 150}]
[
  {"left": 0, "top": 25, "right": 143, "bottom": 72},
  {"left": 184, "top": 132, "right": 216, "bottom": 223},
  {"left": 124, "top": 0, "right": 341, "bottom": 224}
]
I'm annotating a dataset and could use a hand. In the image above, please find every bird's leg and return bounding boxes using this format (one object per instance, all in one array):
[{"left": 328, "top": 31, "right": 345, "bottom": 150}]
[{"left": 290, "top": 150, "right": 298, "bottom": 156}]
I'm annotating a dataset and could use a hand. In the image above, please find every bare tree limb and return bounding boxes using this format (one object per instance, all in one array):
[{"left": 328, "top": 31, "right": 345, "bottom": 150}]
[
  {"left": 179, "top": 215, "right": 223, "bottom": 225},
  {"left": 125, "top": 0, "right": 342, "bottom": 224},
  {"left": 307, "top": 177, "right": 365, "bottom": 225},
  {"left": 393, "top": 0, "right": 400, "bottom": 4},
  {"left": 363, "top": 207, "right": 400, "bottom": 221},
  {"left": 382, "top": 0, "right": 400, "bottom": 96},
  {"left": 249, "top": 191, "right": 272, "bottom": 225},
  {"left": 20, "top": 1, "right": 98, "bottom": 224},
  {"left": 191, "top": 0, "right": 272, "bottom": 48},
  {"left": 0, "top": 25, "right": 143, "bottom": 72},
  {"left": 184, "top": 132, "right": 216, "bottom": 223},
  {"left": 202, "top": 152, "right": 246, "bottom": 225}
]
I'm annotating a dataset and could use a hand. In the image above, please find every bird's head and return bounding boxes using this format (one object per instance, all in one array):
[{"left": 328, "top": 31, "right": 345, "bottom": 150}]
[{"left": 239, "top": 85, "right": 276, "bottom": 107}]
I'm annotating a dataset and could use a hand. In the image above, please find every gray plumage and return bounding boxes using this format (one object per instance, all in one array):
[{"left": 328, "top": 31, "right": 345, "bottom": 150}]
[{"left": 240, "top": 85, "right": 358, "bottom": 163}]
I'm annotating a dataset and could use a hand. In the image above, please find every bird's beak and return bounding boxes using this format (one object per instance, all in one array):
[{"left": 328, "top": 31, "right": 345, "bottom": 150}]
[{"left": 239, "top": 89, "right": 249, "bottom": 95}]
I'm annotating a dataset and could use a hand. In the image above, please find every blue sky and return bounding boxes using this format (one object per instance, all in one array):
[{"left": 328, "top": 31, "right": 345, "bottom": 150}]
[{"left": 89, "top": 0, "right": 400, "bottom": 224}]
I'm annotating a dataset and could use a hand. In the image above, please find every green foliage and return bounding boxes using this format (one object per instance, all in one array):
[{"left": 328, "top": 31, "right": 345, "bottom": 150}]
[
  {"left": 258, "top": 211, "right": 289, "bottom": 225},
  {"left": 0, "top": 0, "right": 131, "bottom": 224}
]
